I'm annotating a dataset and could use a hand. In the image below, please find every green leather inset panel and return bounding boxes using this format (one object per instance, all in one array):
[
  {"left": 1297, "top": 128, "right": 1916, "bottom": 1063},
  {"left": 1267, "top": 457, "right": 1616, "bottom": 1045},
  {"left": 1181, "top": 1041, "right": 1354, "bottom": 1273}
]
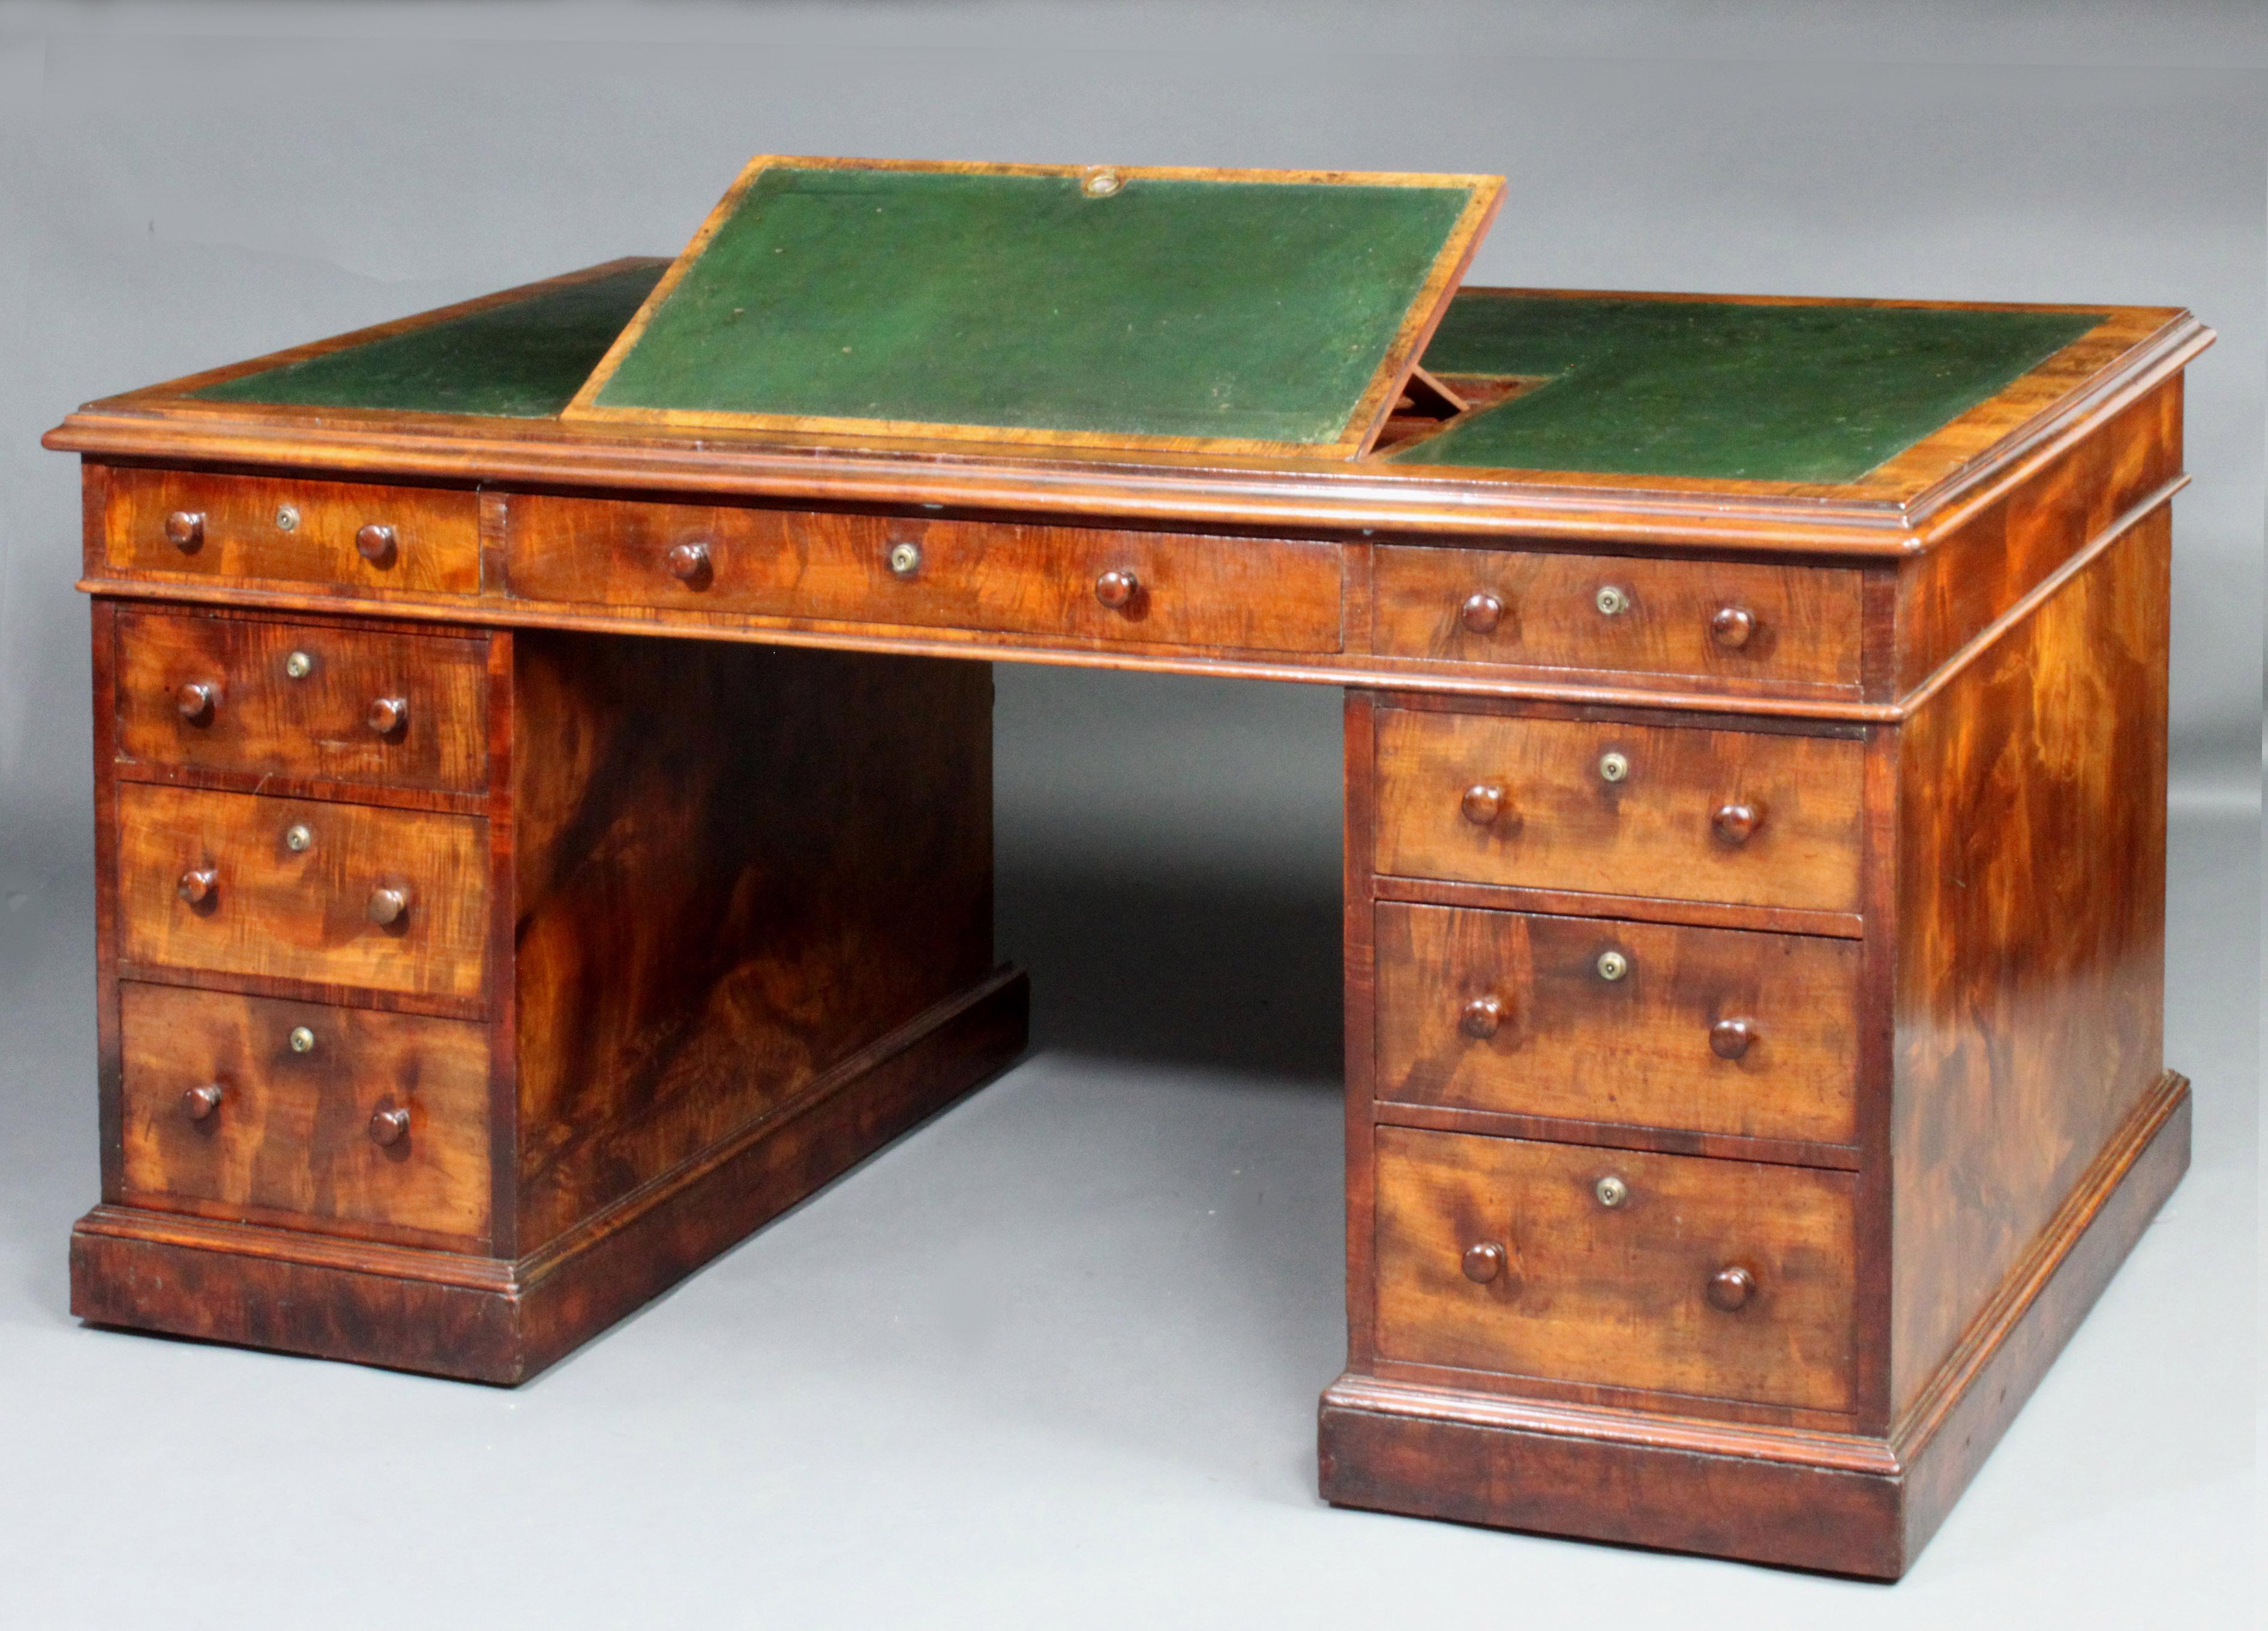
[
  {"left": 587, "top": 166, "right": 1476, "bottom": 445},
  {"left": 193, "top": 263, "right": 667, "bottom": 418},
  {"left": 1404, "top": 295, "right": 2104, "bottom": 482}
]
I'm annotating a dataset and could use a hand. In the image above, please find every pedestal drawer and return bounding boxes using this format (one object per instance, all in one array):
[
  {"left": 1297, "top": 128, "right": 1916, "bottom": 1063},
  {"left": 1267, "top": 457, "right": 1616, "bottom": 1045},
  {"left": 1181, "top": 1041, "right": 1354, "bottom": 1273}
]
[
  {"left": 118, "top": 982, "right": 490, "bottom": 1248},
  {"left": 503, "top": 493, "right": 1345, "bottom": 654},
  {"left": 114, "top": 608, "right": 490, "bottom": 794},
  {"left": 104, "top": 467, "right": 481, "bottom": 595},
  {"left": 1374, "top": 902, "right": 1860, "bottom": 1146},
  {"left": 1372, "top": 706, "right": 1865, "bottom": 913},
  {"left": 1371, "top": 545, "right": 1863, "bottom": 689},
  {"left": 1374, "top": 1126, "right": 1856, "bottom": 1412},
  {"left": 116, "top": 782, "right": 488, "bottom": 1001}
]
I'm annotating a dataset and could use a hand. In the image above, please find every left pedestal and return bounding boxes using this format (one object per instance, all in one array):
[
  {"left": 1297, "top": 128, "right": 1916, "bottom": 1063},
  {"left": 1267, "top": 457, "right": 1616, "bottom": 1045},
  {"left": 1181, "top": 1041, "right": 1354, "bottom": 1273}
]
[{"left": 73, "top": 602, "right": 1026, "bottom": 1383}]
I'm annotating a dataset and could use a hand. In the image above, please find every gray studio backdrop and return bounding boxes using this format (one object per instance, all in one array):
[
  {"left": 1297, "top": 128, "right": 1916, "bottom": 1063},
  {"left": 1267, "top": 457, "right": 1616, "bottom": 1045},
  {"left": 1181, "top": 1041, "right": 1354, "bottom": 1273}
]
[{"left": 0, "top": 4, "right": 2259, "bottom": 1626}]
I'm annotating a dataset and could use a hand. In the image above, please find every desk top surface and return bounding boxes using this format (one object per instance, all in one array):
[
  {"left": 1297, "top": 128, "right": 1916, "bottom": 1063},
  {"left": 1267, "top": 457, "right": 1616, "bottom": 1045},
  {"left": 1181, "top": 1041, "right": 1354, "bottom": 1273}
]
[{"left": 51, "top": 259, "right": 2204, "bottom": 554}]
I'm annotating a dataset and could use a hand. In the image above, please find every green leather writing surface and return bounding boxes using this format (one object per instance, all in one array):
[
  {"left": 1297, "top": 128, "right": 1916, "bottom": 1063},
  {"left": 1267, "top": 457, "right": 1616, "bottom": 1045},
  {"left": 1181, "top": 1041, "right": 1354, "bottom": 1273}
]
[
  {"left": 583, "top": 164, "right": 1478, "bottom": 448},
  {"left": 1405, "top": 295, "right": 2104, "bottom": 482},
  {"left": 193, "top": 263, "right": 666, "bottom": 418}
]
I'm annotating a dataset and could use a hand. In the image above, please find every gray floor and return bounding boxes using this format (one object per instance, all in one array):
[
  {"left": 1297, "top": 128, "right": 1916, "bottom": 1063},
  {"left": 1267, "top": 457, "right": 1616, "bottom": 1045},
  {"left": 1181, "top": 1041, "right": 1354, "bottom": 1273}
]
[{"left": 0, "top": 665, "right": 2256, "bottom": 1627}]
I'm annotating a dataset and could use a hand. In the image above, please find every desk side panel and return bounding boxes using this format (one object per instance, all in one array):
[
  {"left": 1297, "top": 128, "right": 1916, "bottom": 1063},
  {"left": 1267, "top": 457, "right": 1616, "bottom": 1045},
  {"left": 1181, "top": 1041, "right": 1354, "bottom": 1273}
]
[
  {"left": 511, "top": 632, "right": 997, "bottom": 1251},
  {"left": 1889, "top": 511, "right": 2170, "bottom": 1413}
]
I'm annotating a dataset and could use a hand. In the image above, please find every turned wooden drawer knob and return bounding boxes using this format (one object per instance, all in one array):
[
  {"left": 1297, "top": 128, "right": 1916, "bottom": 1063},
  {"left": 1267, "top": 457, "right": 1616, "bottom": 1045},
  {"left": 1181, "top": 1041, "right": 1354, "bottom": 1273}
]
[
  {"left": 1711, "top": 1017, "right": 1759, "bottom": 1059},
  {"left": 1460, "top": 784, "right": 1505, "bottom": 825},
  {"left": 1459, "top": 592, "right": 1503, "bottom": 635},
  {"left": 1707, "top": 1266, "right": 1756, "bottom": 1311},
  {"left": 666, "top": 541, "right": 712, "bottom": 583},
  {"left": 367, "top": 695, "right": 409, "bottom": 735},
  {"left": 175, "top": 681, "right": 217, "bottom": 722},
  {"left": 1712, "top": 801, "right": 1763, "bottom": 844},
  {"left": 176, "top": 867, "right": 218, "bottom": 905},
  {"left": 165, "top": 510, "right": 205, "bottom": 551},
  {"left": 182, "top": 1083, "right": 224, "bottom": 1121},
  {"left": 367, "top": 886, "right": 410, "bottom": 927},
  {"left": 1711, "top": 605, "right": 1757, "bottom": 649},
  {"left": 368, "top": 1105, "right": 410, "bottom": 1147},
  {"left": 1460, "top": 995, "right": 1505, "bottom": 1039},
  {"left": 1462, "top": 1242, "right": 1505, "bottom": 1284},
  {"left": 1094, "top": 569, "right": 1139, "bottom": 610},
  {"left": 355, "top": 523, "right": 398, "bottom": 566}
]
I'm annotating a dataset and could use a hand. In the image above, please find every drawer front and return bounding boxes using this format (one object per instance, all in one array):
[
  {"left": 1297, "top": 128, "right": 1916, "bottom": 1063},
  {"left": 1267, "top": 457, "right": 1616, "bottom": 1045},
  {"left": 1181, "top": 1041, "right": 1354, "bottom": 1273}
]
[
  {"left": 504, "top": 494, "right": 1345, "bottom": 654},
  {"left": 115, "top": 608, "right": 489, "bottom": 794},
  {"left": 1373, "top": 707, "right": 1865, "bottom": 913},
  {"left": 105, "top": 466, "right": 481, "bottom": 595},
  {"left": 1374, "top": 1126, "right": 1856, "bottom": 1411},
  {"left": 1375, "top": 903, "right": 1860, "bottom": 1146},
  {"left": 1372, "top": 545, "right": 1864, "bottom": 688},
  {"left": 117, "top": 783, "right": 488, "bottom": 1000},
  {"left": 118, "top": 981, "right": 490, "bottom": 1245}
]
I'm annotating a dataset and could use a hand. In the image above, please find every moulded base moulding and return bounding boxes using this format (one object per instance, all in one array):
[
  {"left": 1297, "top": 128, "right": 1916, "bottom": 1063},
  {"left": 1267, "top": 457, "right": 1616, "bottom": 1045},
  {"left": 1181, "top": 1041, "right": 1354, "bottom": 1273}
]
[
  {"left": 69, "top": 969, "right": 1030, "bottom": 1384},
  {"left": 1318, "top": 1071, "right": 2190, "bottom": 1579}
]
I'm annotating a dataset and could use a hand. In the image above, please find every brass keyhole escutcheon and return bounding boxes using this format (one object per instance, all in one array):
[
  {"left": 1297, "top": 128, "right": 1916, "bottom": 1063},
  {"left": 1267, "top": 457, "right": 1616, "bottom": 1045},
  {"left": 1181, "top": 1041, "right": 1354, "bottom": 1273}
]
[
  {"left": 1595, "top": 1174, "right": 1629, "bottom": 1209},
  {"left": 284, "top": 823, "right": 314, "bottom": 853},
  {"left": 1594, "top": 584, "right": 1630, "bottom": 617},
  {"left": 887, "top": 541, "right": 922, "bottom": 577},
  {"left": 288, "top": 1026, "right": 316, "bottom": 1054},
  {"left": 274, "top": 505, "right": 299, "bottom": 532},
  {"left": 1598, "top": 751, "right": 1629, "bottom": 784},
  {"left": 284, "top": 650, "right": 314, "bottom": 679},
  {"left": 1595, "top": 949, "right": 1629, "bottom": 982}
]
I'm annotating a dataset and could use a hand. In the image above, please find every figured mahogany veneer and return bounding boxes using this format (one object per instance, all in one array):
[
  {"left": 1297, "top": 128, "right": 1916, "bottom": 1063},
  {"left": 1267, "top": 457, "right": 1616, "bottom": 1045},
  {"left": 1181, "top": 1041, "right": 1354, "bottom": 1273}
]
[
  {"left": 114, "top": 607, "right": 488, "bottom": 795},
  {"left": 1373, "top": 1126, "right": 1857, "bottom": 1413},
  {"left": 104, "top": 466, "right": 481, "bottom": 595},
  {"left": 115, "top": 781, "right": 489, "bottom": 1002},
  {"left": 1370, "top": 545, "right": 1863, "bottom": 690},
  {"left": 118, "top": 981, "right": 490, "bottom": 1248},
  {"left": 1371, "top": 704, "right": 1867, "bottom": 912},
  {"left": 1373, "top": 901, "right": 1860, "bottom": 1147},
  {"left": 503, "top": 493, "right": 1346, "bottom": 655}
]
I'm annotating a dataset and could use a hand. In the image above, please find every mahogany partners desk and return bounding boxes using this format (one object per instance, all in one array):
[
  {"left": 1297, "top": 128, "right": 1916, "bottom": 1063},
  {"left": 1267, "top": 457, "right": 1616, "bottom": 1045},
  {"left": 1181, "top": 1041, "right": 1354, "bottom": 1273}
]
[{"left": 44, "top": 262, "right": 2209, "bottom": 1578}]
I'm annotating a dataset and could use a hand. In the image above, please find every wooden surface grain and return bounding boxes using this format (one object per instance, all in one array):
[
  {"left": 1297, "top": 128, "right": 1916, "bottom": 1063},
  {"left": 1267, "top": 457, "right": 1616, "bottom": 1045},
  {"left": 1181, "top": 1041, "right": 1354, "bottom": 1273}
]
[
  {"left": 115, "top": 782, "right": 489, "bottom": 1000},
  {"left": 117, "top": 981, "right": 490, "bottom": 1248},
  {"left": 1373, "top": 901, "right": 1860, "bottom": 1146},
  {"left": 1372, "top": 1125, "right": 1858, "bottom": 1411}
]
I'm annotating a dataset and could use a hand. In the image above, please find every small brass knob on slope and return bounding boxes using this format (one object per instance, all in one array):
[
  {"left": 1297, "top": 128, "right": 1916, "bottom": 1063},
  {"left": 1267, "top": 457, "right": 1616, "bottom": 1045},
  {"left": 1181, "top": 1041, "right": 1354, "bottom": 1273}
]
[
  {"left": 175, "top": 681, "right": 217, "bottom": 722},
  {"left": 1708, "top": 1266, "right": 1756, "bottom": 1311},
  {"left": 1461, "top": 1243, "right": 1505, "bottom": 1284},
  {"left": 1711, "top": 605, "right": 1757, "bottom": 649},
  {"left": 1094, "top": 569, "right": 1139, "bottom": 610},
  {"left": 1460, "top": 996, "right": 1505, "bottom": 1039},
  {"left": 176, "top": 867, "right": 218, "bottom": 905},
  {"left": 367, "top": 886, "right": 410, "bottom": 927},
  {"left": 183, "top": 1083, "right": 224, "bottom": 1121},
  {"left": 164, "top": 511, "right": 205, "bottom": 551},
  {"left": 666, "top": 541, "right": 712, "bottom": 584},
  {"left": 355, "top": 523, "right": 397, "bottom": 566},
  {"left": 1459, "top": 592, "right": 1503, "bottom": 635},
  {"left": 368, "top": 1105, "right": 410, "bottom": 1147},
  {"left": 1712, "top": 801, "right": 1763, "bottom": 845},
  {"left": 367, "top": 695, "right": 409, "bottom": 736},
  {"left": 1711, "top": 1017, "right": 1759, "bottom": 1059}
]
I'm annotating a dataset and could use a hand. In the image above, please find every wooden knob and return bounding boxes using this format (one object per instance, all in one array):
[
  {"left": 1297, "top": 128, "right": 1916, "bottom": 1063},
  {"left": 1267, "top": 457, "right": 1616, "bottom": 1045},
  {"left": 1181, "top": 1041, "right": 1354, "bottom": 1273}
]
[
  {"left": 368, "top": 1105, "right": 410, "bottom": 1147},
  {"left": 1459, "top": 592, "right": 1503, "bottom": 635},
  {"left": 1460, "top": 996, "right": 1505, "bottom": 1039},
  {"left": 666, "top": 541, "right": 712, "bottom": 583},
  {"left": 164, "top": 510, "right": 205, "bottom": 551},
  {"left": 1460, "top": 784, "right": 1505, "bottom": 825},
  {"left": 1461, "top": 1243, "right": 1505, "bottom": 1284},
  {"left": 1710, "top": 1017, "right": 1758, "bottom": 1059},
  {"left": 1712, "top": 801, "right": 1763, "bottom": 844},
  {"left": 1711, "top": 605, "right": 1757, "bottom": 649},
  {"left": 183, "top": 1083, "right": 224, "bottom": 1121},
  {"left": 176, "top": 867, "right": 218, "bottom": 905},
  {"left": 355, "top": 523, "right": 398, "bottom": 565},
  {"left": 367, "top": 695, "right": 409, "bottom": 735},
  {"left": 175, "top": 681, "right": 217, "bottom": 722},
  {"left": 367, "top": 886, "right": 410, "bottom": 927},
  {"left": 1094, "top": 569, "right": 1139, "bottom": 610},
  {"left": 1707, "top": 1266, "right": 1756, "bottom": 1311}
]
